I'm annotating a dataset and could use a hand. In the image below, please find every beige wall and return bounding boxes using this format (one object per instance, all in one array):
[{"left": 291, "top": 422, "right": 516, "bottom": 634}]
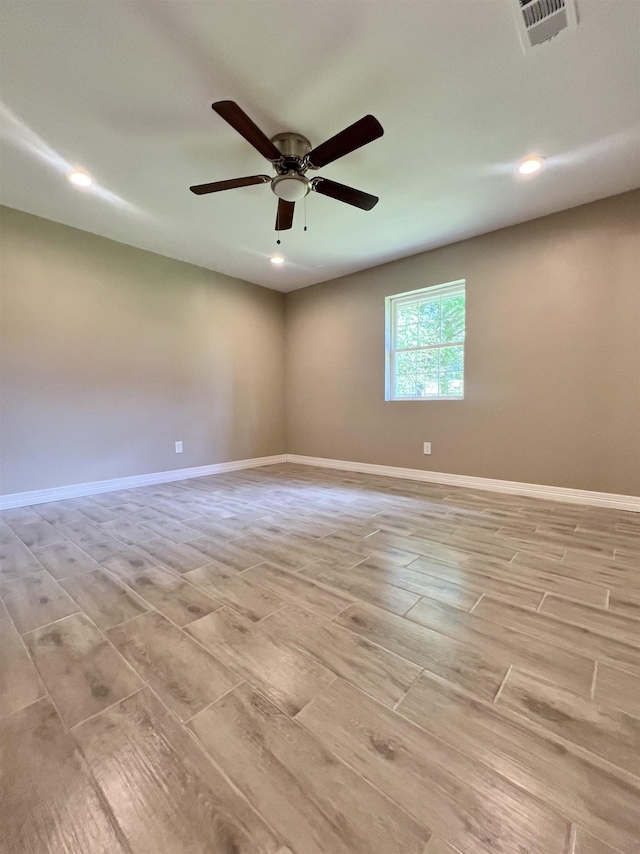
[
  {"left": 285, "top": 191, "right": 640, "bottom": 495},
  {"left": 0, "top": 206, "right": 285, "bottom": 494},
  {"left": 3, "top": 193, "right": 638, "bottom": 498}
]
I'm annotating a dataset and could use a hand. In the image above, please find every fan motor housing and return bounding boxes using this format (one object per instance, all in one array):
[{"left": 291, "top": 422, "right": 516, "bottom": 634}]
[
  {"left": 271, "top": 132, "right": 312, "bottom": 160},
  {"left": 270, "top": 133, "right": 312, "bottom": 200}
]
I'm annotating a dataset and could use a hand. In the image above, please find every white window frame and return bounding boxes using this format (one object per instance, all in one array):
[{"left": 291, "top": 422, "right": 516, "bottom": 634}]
[{"left": 385, "top": 279, "right": 466, "bottom": 401}]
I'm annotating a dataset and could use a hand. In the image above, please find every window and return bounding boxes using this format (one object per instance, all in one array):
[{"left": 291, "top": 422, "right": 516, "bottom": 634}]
[{"left": 385, "top": 280, "right": 465, "bottom": 400}]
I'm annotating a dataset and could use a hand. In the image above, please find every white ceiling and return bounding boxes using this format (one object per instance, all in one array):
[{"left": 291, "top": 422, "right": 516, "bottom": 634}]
[{"left": 1, "top": 1, "right": 639, "bottom": 292}]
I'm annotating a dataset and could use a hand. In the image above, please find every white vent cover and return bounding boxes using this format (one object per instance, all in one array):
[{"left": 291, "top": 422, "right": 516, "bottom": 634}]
[{"left": 514, "top": 0, "right": 579, "bottom": 52}]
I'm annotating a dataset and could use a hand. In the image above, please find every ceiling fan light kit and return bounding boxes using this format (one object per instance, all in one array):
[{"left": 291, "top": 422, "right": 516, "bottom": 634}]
[
  {"left": 271, "top": 172, "right": 310, "bottom": 202},
  {"left": 190, "top": 100, "right": 383, "bottom": 232}
]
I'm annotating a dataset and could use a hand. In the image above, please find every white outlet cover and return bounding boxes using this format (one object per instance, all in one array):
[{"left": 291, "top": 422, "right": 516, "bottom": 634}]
[
  {"left": 423, "top": 442, "right": 431, "bottom": 455},
  {"left": 175, "top": 441, "right": 183, "bottom": 454}
]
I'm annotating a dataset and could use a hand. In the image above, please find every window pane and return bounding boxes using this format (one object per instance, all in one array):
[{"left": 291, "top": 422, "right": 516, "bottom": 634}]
[
  {"left": 439, "top": 345, "right": 464, "bottom": 374},
  {"left": 416, "top": 375, "right": 439, "bottom": 397},
  {"left": 396, "top": 323, "right": 419, "bottom": 349},
  {"left": 396, "top": 375, "right": 418, "bottom": 397},
  {"left": 418, "top": 299, "right": 440, "bottom": 324},
  {"left": 396, "top": 351, "right": 416, "bottom": 374},
  {"left": 415, "top": 349, "right": 438, "bottom": 373},
  {"left": 441, "top": 295, "right": 465, "bottom": 343},
  {"left": 439, "top": 373, "right": 464, "bottom": 397},
  {"left": 418, "top": 299, "right": 441, "bottom": 345},
  {"left": 396, "top": 302, "right": 419, "bottom": 326},
  {"left": 418, "top": 322, "right": 441, "bottom": 346}
]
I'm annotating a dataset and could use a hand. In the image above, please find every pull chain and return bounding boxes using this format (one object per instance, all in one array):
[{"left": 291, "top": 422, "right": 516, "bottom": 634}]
[{"left": 304, "top": 194, "right": 307, "bottom": 232}]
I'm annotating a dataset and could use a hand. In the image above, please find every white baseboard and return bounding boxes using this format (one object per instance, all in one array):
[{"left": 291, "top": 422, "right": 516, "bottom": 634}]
[
  {"left": 0, "top": 455, "right": 287, "bottom": 510},
  {"left": 286, "top": 454, "right": 640, "bottom": 513},
  {"left": 3, "top": 452, "right": 638, "bottom": 513}
]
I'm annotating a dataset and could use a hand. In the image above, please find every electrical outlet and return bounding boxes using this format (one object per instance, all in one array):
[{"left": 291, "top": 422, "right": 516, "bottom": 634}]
[
  {"left": 423, "top": 442, "right": 431, "bottom": 455},
  {"left": 175, "top": 441, "right": 183, "bottom": 454}
]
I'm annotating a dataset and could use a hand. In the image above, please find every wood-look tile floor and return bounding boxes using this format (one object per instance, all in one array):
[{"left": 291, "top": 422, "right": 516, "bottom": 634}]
[{"left": 1, "top": 464, "right": 639, "bottom": 854}]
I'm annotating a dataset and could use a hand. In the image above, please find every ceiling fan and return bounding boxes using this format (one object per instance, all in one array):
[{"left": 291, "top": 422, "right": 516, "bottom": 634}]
[{"left": 190, "top": 101, "right": 384, "bottom": 231}]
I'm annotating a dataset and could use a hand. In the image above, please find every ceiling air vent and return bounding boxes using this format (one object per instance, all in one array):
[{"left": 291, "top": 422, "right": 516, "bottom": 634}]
[{"left": 514, "top": 0, "right": 579, "bottom": 51}]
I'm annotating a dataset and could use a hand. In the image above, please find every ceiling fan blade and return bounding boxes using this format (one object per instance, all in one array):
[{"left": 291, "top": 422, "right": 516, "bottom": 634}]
[
  {"left": 212, "top": 101, "right": 282, "bottom": 162},
  {"left": 311, "top": 177, "right": 379, "bottom": 211},
  {"left": 190, "top": 175, "right": 271, "bottom": 195},
  {"left": 307, "top": 115, "right": 383, "bottom": 169},
  {"left": 275, "top": 199, "right": 295, "bottom": 231}
]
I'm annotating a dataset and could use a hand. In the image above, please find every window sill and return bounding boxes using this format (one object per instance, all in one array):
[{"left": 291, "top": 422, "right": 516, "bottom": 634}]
[{"left": 386, "top": 396, "right": 465, "bottom": 402}]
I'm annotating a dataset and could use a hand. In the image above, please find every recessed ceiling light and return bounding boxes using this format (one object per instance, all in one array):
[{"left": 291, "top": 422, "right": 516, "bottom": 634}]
[
  {"left": 67, "top": 170, "right": 93, "bottom": 187},
  {"left": 518, "top": 156, "right": 545, "bottom": 175},
  {"left": 270, "top": 255, "right": 285, "bottom": 265}
]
